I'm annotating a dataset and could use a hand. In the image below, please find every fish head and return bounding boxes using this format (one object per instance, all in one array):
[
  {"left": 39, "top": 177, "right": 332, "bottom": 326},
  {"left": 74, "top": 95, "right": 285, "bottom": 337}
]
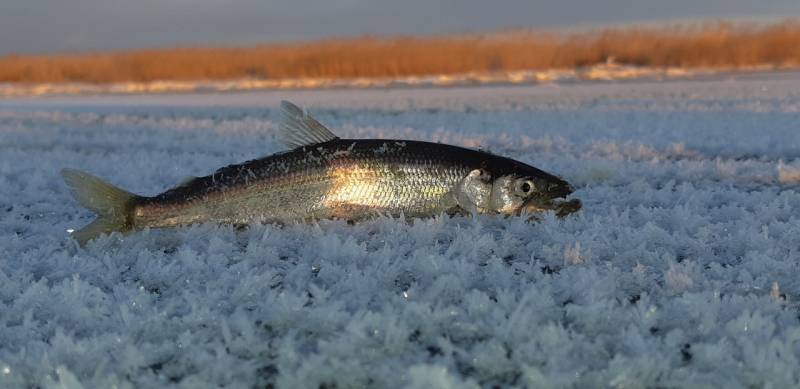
[
  {"left": 488, "top": 172, "right": 579, "bottom": 216},
  {"left": 464, "top": 158, "right": 580, "bottom": 218},
  {"left": 517, "top": 174, "right": 582, "bottom": 218}
]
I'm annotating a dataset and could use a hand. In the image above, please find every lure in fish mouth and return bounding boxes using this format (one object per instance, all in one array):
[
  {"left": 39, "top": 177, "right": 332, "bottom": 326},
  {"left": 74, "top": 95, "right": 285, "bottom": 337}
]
[{"left": 62, "top": 101, "right": 581, "bottom": 245}]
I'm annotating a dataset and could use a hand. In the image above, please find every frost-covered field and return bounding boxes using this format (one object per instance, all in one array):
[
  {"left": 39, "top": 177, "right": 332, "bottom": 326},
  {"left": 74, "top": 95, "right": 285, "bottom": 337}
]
[{"left": 3, "top": 74, "right": 800, "bottom": 388}]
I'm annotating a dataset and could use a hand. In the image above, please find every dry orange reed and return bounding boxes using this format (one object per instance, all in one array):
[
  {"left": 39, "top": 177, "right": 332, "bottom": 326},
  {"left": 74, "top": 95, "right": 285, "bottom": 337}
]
[{"left": 1, "top": 21, "right": 799, "bottom": 84}]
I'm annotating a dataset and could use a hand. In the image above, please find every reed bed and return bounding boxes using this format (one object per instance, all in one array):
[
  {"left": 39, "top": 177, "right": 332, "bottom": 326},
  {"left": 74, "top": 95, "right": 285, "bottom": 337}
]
[{"left": 1, "top": 20, "right": 799, "bottom": 84}]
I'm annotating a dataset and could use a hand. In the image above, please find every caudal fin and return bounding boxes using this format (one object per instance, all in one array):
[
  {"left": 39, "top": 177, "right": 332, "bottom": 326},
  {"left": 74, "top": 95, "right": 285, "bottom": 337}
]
[{"left": 61, "top": 169, "right": 140, "bottom": 245}]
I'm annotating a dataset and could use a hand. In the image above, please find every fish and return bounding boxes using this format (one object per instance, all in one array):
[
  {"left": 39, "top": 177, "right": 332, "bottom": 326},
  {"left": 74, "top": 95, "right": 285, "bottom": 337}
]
[{"left": 62, "top": 101, "right": 580, "bottom": 245}]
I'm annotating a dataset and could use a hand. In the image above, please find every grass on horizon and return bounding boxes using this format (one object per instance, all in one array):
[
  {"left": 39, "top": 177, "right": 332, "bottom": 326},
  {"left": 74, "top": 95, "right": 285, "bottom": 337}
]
[{"left": 1, "top": 20, "right": 800, "bottom": 84}]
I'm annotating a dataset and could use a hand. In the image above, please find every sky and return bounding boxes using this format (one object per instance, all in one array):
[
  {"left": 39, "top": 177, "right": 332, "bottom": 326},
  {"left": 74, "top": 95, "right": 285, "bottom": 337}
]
[{"left": 1, "top": 0, "right": 799, "bottom": 55}]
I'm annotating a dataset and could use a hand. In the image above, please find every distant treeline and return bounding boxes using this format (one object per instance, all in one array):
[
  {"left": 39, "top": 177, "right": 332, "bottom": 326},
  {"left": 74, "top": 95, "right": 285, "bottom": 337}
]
[{"left": 1, "top": 21, "right": 799, "bottom": 84}]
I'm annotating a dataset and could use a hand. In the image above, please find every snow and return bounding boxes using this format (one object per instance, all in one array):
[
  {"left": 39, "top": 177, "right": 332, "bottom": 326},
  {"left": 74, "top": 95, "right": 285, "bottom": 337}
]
[{"left": 2, "top": 73, "right": 800, "bottom": 387}]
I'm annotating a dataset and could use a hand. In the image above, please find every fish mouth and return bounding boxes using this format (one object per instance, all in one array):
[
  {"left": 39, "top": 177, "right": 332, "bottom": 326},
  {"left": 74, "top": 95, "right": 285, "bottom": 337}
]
[
  {"left": 521, "top": 197, "right": 582, "bottom": 217},
  {"left": 552, "top": 198, "right": 582, "bottom": 217},
  {"left": 520, "top": 180, "right": 581, "bottom": 217}
]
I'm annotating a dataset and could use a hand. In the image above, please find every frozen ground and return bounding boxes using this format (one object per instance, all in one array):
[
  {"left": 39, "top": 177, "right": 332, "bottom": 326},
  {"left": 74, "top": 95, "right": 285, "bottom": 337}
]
[{"left": 2, "top": 74, "right": 800, "bottom": 388}]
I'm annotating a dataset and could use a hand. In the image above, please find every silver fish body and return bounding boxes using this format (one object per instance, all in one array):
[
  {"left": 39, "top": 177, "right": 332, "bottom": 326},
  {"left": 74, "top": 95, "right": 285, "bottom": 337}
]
[{"left": 62, "top": 101, "right": 579, "bottom": 245}]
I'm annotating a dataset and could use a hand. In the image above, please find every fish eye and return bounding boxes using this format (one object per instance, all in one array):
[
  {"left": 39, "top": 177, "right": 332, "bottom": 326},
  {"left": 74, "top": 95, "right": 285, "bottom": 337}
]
[{"left": 519, "top": 180, "right": 534, "bottom": 194}]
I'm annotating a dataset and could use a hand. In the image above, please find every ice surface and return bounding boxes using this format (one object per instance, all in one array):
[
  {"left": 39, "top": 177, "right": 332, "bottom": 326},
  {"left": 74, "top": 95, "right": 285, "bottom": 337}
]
[{"left": 2, "top": 73, "right": 800, "bottom": 387}]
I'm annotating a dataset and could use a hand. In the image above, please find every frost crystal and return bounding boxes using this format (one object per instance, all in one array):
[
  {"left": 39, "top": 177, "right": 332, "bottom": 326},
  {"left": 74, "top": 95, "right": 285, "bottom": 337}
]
[{"left": 2, "top": 75, "right": 800, "bottom": 387}]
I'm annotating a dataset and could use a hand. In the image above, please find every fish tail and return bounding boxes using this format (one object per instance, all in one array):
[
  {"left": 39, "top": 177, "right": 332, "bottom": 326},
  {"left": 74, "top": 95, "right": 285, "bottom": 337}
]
[{"left": 61, "top": 168, "right": 140, "bottom": 245}]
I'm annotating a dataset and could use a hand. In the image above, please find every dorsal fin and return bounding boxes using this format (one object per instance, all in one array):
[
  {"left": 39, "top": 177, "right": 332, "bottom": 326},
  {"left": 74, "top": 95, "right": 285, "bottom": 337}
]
[{"left": 278, "top": 100, "right": 339, "bottom": 149}]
